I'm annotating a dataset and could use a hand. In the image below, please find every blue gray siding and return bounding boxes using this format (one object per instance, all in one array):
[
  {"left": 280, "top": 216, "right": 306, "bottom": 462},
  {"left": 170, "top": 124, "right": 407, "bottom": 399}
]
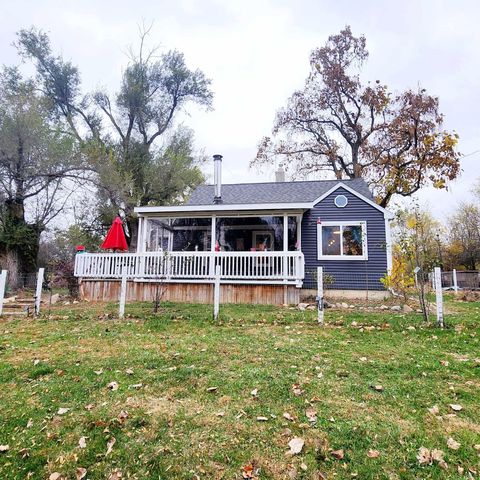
[{"left": 301, "top": 187, "right": 388, "bottom": 290}]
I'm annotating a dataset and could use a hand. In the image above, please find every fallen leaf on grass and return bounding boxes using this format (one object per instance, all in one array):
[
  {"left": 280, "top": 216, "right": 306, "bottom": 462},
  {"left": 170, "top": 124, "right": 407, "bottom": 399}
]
[
  {"left": 76, "top": 467, "right": 87, "bottom": 480},
  {"left": 417, "top": 447, "right": 448, "bottom": 469},
  {"left": 94, "top": 369, "right": 103, "bottom": 375},
  {"left": 207, "top": 387, "right": 218, "bottom": 393},
  {"left": 107, "top": 382, "right": 119, "bottom": 391},
  {"left": 417, "top": 447, "right": 431, "bottom": 465},
  {"left": 331, "top": 449, "right": 344, "bottom": 460},
  {"left": 27, "top": 419, "right": 33, "bottom": 428},
  {"left": 286, "top": 437, "right": 304, "bottom": 455},
  {"left": 283, "top": 412, "right": 294, "bottom": 421},
  {"left": 370, "top": 385, "right": 384, "bottom": 392},
  {"left": 106, "top": 437, "right": 116, "bottom": 456},
  {"left": 292, "top": 384, "right": 303, "bottom": 396},
  {"left": 49, "top": 474, "right": 63, "bottom": 480},
  {"left": 84, "top": 404, "right": 94, "bottom": 411},
  {"left": 108, "top": 470, "right": 122, "bottom": 480},
  {"left": 19, "top": 448, "right": 29, "bottom": 458},
  {"left": 431, "top": 449, "right": 448, "bottom": 470},
  {"left": 242, "top": 463, "right": 257, "bottom": 479},
  {"left": 57, "top": 407, "right": 70, "bottom": 415},
  {"left": 449, "top": 404, "right": 462, "bottom": 412},
  {"left": 125, "top": 368, "right": 134, "bottom": 375},
  {"left": 427, "top": 405, "right": 439, "bottom": 415},
  {"left": 256, "top": 416, "right": 268, "bottom": 422},
  {"left": 447, "top": 437, "right": 460, "bottom": 450},
  {"left": 129, "top": 383, "right": 142, "bottom": 389},
  {"left": 474, "top": 444, "right": 480, "bottom": 451},
  {"left": 117, "top": 410, "right": 128, "bottom": 424},
  {"left": 250, "top": 388, "right": 258, "bottom": 397},
  {"left": 0, "top": 445, "right": 9, "bottom": 452},
  {"left": 367, "top": 449, "right": 380, "bottom": 458},
  {"left": 305, "top": 408, "right": 317, "bottom": 423},
  {"left": 78, "top": 437, "right": 87, "bottom": 449}
]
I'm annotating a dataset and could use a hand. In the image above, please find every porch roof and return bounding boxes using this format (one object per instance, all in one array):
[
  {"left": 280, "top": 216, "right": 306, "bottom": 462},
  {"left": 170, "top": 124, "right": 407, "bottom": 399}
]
[{"left": 134, "top": 203, "right": 310, "bottom": 215}]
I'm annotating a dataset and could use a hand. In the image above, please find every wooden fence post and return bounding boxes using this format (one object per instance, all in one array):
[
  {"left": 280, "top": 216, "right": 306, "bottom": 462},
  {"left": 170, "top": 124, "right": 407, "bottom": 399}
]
[
  {"left": 452, "top": 269, "right": 458, "bottom": 294},
  {"left": 213, "top": 264, "right": 221, "bottom": 321},
  {"left": 34, "top": 268, "right": 45, "bottom": 316},
  {"left": 0, "top": 270, "right": 7, "bottom": 316},
  {"left": 434, "top": 267, "right": 444, "bottom": 328},
  {"left": 119, "top": 268, "right": 127, "bottom": 319},
  {"left": 317, "top": 266, "right": 324, "bottom": 326}
]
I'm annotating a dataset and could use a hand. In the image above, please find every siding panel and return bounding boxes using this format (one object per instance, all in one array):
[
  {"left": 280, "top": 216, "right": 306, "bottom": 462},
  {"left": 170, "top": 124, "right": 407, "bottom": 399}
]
[{"left": 301, "top": 187, "right": 387, "bottom": 290}]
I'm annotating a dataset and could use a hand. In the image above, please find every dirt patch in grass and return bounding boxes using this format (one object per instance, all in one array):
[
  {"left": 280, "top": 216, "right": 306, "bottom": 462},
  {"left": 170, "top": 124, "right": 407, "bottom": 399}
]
[{"left": 441, "top": 415, "right": 480, "bottom": 434}]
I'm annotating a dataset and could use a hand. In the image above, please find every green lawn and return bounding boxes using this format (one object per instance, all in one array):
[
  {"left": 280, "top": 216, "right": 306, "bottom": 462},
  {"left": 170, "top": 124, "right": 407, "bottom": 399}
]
[{"left": 0, "top": 298, "right": 479, "bottom": 479}]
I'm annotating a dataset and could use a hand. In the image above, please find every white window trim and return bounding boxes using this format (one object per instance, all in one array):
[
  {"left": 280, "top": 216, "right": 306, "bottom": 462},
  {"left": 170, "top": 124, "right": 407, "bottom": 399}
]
[
  {"left": 317, "top": 221, "right": 368, "bottom": 261},
  {"left": 334, "top": 194, "right": 348, "bottom": 208}
]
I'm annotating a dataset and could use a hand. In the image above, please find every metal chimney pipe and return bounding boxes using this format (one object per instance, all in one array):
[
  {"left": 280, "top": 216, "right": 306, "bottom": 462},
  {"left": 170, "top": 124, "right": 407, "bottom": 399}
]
[
  {"left": 213, "top": 154, "right": 223, "bottom": 203},
  {"left": 275, "top": 167, "right": 285, "bottom": 182}
]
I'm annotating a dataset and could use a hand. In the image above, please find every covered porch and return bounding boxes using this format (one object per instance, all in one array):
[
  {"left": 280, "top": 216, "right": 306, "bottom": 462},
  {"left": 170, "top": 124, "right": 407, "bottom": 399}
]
[{"left": 74, "top": 208, "right": 305, "bottom": 287}]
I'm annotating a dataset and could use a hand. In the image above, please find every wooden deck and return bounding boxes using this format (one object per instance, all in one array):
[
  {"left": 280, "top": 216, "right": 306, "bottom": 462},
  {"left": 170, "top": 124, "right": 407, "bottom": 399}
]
[{"left": 79, "top": 280, "right": 300, "bottom": 305}]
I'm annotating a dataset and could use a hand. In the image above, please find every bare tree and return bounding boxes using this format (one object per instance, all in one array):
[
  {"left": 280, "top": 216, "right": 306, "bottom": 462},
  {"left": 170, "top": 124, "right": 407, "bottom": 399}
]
[
  {"left": 253, "top": 27, "right": 461, "bottom": 207},
  {"left": 16, "top": 25, "right": 213, "bottom": 247},
  {"left": 447, "top": 203, "right": 480, "bottom": 270}
]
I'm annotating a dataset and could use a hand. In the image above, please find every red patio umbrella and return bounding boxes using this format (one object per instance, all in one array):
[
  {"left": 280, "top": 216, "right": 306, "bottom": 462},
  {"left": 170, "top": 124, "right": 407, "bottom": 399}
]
[{"left": 101, "top": 217, "right": 128, "bottom": 252}]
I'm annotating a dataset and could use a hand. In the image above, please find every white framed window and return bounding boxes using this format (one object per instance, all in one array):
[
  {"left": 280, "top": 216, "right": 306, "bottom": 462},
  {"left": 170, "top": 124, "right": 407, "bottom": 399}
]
[
  {"left": 317, "top": 221, "right": 368, "bottom": 260},
  {"left": 334, "top": 194, "right": 348, "bottom": 208}
]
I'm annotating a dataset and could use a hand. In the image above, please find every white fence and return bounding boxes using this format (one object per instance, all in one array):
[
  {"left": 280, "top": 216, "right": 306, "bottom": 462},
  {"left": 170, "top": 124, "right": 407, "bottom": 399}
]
[
  {"left": 440, "top": 270, "right": 479, "bottom": 291},
  {"left": 74, "top": 251, "right": 305, "bottom": 285}
]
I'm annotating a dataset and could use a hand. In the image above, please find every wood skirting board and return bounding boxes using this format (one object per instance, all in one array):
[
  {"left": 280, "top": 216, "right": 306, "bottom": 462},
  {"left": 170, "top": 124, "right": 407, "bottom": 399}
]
[{"left": 79, "top": 280, "right": 300, "bottom": 305}]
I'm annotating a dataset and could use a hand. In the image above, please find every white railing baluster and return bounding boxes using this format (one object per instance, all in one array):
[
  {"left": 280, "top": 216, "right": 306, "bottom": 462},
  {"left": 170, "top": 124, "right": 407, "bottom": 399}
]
[{"left": 73, "top": 251, "right": 304, "bottom": 284}]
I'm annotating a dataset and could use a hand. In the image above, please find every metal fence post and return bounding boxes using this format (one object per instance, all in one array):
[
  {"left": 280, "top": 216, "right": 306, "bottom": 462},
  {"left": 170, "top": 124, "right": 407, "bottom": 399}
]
[
  {"left": 119, "top": 267, "right": 127, "bottom": 318},
  {"left": 0, "top": 270, "right": 7, "bottom": 316},
  {"left": 317, "top": 266, "right": 324, "bottom": 326},
  {"left": 434, "top": 267, "right": 444, "bottom": 328},
  {"left": 213, "top": 264, "right": 221, "bottom": 321},
  {"left": 452, "top": 268, "right": 458, "bottom": 294},
  {"left": 34, "top": 268, "right": 45, "bottom": 316}
]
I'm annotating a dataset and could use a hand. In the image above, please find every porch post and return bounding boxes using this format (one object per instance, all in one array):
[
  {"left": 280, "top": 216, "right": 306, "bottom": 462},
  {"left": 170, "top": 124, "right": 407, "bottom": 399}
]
[
  {"left": 137, "top": 216, "right": 143, "bottom": 253},
  {"left": 210, "top": 216, "right": 216, "bottom": 277},
  {"left": 283, "top": 215, "right": 288, "bottom": 283},
  {"left": 296, "top": 215, "right": 302, "bottom": 250}
]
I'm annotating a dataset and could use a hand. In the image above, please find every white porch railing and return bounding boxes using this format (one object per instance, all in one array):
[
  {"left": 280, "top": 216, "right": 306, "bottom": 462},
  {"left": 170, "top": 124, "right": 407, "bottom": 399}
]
[{"left": 74, "top": 251, "right": 304, "bottom": 285}]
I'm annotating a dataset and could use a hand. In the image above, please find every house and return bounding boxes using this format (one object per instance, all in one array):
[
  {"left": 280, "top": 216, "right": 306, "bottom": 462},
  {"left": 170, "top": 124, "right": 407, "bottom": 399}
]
[{"left": 74, "top": 155, "right": 393, "bottom": 304}]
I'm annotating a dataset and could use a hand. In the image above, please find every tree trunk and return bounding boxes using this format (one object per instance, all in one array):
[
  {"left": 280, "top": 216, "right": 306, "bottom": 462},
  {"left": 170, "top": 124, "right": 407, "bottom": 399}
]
[
  {"left": 0, "top": 250, "right": 21, "bottom": 291},
  {"left": 125, "top": 212, "right": 139, "bottom": 252},
  {"left": 1, "top": 200, "right": 42, "bottom": 289}
]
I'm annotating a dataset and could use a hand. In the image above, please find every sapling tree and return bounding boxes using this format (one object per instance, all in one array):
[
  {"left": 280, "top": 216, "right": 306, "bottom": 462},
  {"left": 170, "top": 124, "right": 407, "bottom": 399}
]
[{"left": 392, "top": 207, "right": 442, "bottom": 323}]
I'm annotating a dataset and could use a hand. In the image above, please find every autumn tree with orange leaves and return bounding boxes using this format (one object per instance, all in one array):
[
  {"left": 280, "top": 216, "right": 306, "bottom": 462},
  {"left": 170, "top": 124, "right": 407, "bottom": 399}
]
[{"left": 253, "top": 27, "right": 461, "bottom": 207}]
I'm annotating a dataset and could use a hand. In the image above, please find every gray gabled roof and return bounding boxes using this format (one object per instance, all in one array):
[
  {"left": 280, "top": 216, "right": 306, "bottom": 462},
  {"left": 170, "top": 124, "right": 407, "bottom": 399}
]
[{"left": 186, "top": 178, "right": 374, "bottom": 206}]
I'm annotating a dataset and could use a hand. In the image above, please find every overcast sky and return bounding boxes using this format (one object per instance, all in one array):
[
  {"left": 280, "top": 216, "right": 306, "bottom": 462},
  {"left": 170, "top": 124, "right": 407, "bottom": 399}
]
[{"left": 1, "top": 0, "right": 479, "bottom": 220}]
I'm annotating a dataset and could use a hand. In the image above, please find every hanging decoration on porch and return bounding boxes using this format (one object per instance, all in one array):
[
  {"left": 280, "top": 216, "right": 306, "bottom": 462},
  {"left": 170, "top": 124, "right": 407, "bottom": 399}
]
[{"left": 101, "top": 217, "right": 128, "bottom": 252}]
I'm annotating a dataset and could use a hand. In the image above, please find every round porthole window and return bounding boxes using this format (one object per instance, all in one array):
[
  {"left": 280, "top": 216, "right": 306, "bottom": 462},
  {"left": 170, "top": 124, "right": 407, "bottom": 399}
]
[{"left": 334, "top": 194, "right": 348, "bottom": 208}]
